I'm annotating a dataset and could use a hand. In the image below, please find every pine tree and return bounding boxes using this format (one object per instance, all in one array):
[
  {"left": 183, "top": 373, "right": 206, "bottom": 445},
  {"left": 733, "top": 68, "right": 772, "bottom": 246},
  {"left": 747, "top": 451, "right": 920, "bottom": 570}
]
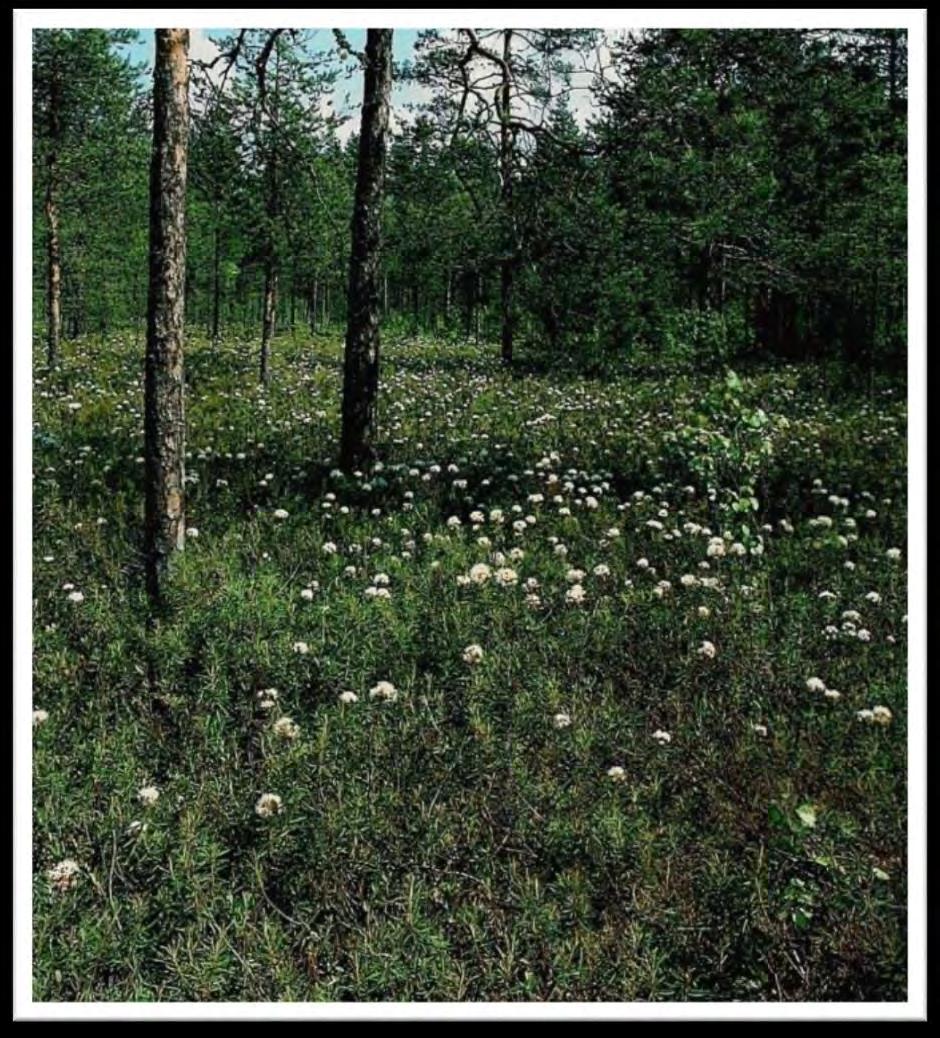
[
  {"left": 144, "top": 28, "right": 190, "bottom": 605},
  {"left": 340, "top": 29, "right": 393, "bottom": 470}
]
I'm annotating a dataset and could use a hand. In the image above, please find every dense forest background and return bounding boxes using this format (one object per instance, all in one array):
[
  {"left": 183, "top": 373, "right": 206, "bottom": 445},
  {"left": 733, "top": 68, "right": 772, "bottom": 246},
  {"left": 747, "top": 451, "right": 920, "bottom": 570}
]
[{"left": 32, "top": 27, "right": 907, "bottom": 376}]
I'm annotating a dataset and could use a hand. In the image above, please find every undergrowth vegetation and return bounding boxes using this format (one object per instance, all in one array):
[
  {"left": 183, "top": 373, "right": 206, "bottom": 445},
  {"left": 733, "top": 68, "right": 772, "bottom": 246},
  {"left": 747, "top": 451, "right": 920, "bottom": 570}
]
[{"left": 33, "top": 333, "right": 906, "bottom": 1001}]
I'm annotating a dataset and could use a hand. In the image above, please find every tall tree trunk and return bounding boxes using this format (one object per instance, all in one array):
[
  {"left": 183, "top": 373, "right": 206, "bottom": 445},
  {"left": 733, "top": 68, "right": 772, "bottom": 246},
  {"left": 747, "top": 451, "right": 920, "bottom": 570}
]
[
  {"left": 499, "top": 29, "right": 515, "bottom": 365},
  {"left": 260, "top": 260, "right": 277, "bottom": 383},
  {"left": 309, "top": 276, "right": 318, "bottom": 333},
  {"left": 211, "top": 218, "right": 221, "bottom": 341},
  {"left": 259, "top": 46, "right": 281, "bottom": 383},
  {"left": 340, "top": 28, "right": 393, "bottom": 470},
  {"left": 462, "top": 269, "right": 473, "bottom": 339},
  {"left": 145, "top": 28, "right": 189, "bottom": 606},
  {"left": 44, "top": 50, "right": 62, "bottom": 367},
  {"left": 44, "top": 181, "right": 62, "bottom": 368}
]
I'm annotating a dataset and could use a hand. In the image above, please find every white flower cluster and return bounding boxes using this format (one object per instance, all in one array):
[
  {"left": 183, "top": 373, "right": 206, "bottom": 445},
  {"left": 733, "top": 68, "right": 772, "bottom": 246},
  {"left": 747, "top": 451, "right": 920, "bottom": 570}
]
[
  {"left": 857, "top": 705, "right": 893, "bottom": 726},
  {"left": 462, "top": 644, "right": 485, "bottom": 665},
  {"left": 369, "top": 680, "right": 398, "bottom": 702},
  {"left": 805, "top": 676, "right": 841, "bottom": 700},
  {"left": 255, "top": 793, "right": 283, "bottom": 818},
  {"left": 47, "top": 859, "right": 82, "bottom": 892}
]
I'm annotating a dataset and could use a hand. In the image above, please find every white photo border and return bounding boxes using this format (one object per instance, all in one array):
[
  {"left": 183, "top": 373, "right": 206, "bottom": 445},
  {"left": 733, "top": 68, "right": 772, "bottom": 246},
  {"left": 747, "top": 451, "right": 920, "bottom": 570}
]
[{"left": 12, "top": 6, "right": 928, "bottom": 1021}]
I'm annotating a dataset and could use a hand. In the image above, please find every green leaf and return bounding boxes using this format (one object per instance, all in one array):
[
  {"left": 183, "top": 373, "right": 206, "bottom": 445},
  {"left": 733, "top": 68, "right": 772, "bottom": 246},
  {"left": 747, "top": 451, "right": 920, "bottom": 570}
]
[
  {"left": 746, "top": 408, "right": 768, "bottom": 428},
  {"left": 795, "top": 803, "right": 817, "bottom": 828},
  {"left": 792, "top": 908, "right": 813, "bottom": 929}
]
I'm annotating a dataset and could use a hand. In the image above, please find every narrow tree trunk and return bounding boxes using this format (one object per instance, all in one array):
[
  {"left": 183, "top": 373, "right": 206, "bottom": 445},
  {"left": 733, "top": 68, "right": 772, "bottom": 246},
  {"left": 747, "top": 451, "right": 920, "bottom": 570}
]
[
  {"left": 340, "top": 28, "right": 393, "bottom": 471},
  {"left": 211, "top": 219, "right": 221, "bottom": 341},
  {"left": 44, "top": 51, "right": 62, "bottom": 367},
  {"left": 500, "top": 259, "right": 514, "bottom": 360},
  {"left": 499, "top": 29, "right": 515, "bottom": 365},
  {"left": 259, "top": 46, "right": 281, "bottom": 383},
  {"left": 144, "top": 28, "right": 189, "bottom": 607},
  {"left": 44, "top": 182, "right": 62, "bottom": 368},
  {"left": 309, "top": 276, "right": 318, "bottom": 333},
  {"left": 260, "top": 260, "right": 277, "bottom": 383},
  {"left": 462, "top": 269, "right": 473, "bottom": 339}
]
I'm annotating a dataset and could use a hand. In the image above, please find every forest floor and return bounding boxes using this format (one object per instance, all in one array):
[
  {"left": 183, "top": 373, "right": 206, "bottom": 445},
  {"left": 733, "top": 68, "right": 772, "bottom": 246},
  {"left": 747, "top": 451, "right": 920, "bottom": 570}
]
[{"left": 31, "top": 333, "right": 907, "bottom": 1001}]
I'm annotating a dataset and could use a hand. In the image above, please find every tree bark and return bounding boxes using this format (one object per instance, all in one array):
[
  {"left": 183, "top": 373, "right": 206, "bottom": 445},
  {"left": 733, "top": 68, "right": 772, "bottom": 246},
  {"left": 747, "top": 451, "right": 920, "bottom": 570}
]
[
  {"left": 211, "top": 218, "right": 221, "bottom": 341},
  {"left": 499, "top": 29, "right": 515, "bottom": 365},
  {"left": 461, "top": 269, "right": 473, "bottom": 338},
  {"left": 259, "top": 45, "right": 281, "bottom": 383},
  {"left": 44, "top": 48, "right": 62, "bottom": 367},
  {"left": 145, "top": 28, "right": 189, "bottom": 606},
  {"left": 44, "top": 182, "right": 62, "bottom": 368},
  {"left": 340, "top": 28, "right": 393, "bottom": 470},
  {"left": 260, "top": 259, "right": 277, "bottom": 382}
]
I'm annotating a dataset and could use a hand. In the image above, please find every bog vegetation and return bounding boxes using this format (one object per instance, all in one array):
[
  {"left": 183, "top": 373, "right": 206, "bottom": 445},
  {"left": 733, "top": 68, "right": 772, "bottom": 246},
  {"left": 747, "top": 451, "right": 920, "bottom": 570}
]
[{"left": 31, "top": 26, "right": 907, "bottom": 1002}]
